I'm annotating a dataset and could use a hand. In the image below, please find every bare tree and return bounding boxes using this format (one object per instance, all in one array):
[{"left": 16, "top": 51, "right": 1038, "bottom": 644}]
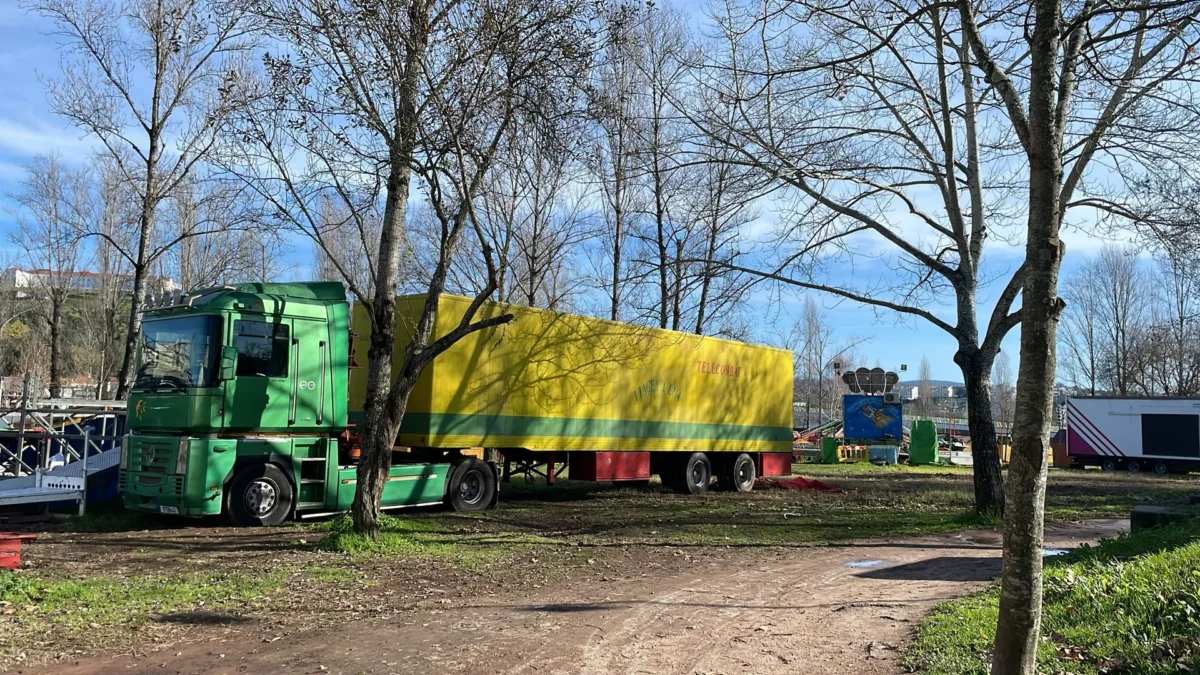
[
  {"left": 689, "top": 0, "right": 1022, "bottom": 516},
  {"left": 157, "top": 177, "right": 259, "bottom": 290},
  {"left": 1059, "top": 263, "right": 1103, "bottom": 395},
  {"left": 225, "top": 0, "right": 595, "bottom": 535},
  {"left": 687, "top": 127, "right": 758, "bottom": 336},
  {"left": 588, "top": 4, "right": 642, "bottom": 321},
  {"left": 781, "top": 296, "right": 866, "bottom": 427},
  {"left": 436, "top": 118, "right": 595, "bottom": 311},
  {"left": 78, "top": 158, "right": 136, "bottom": 398},
  {"left": 627, "top": 5, "right": 691, "bottom": 329},
  {"left": 992, "top": 350, "right": 1015, "bottom": 430},
  {"left": 6, "top": 154, "right": 90, "bottom": 398},
  {"left": 954, "top": 0, "right": 1200, "bottom": 669},
  {"left": 310, "top": 197, "right": 382, "bottom": 298},
  {"left": 917, "top": 356, "right": 933, "bottom": 417},
  {"left": 27, "top": 0, "right": 258, "bottom": 398},
  {"left": 1093, "top": 246, "right": 1146, "bottom": 394},
  {"left": 233, "top": 229, "right": 291, "bottom": 283},
  {"left": 1152, "top": 249, "right": 1200, "bottom": 395}
]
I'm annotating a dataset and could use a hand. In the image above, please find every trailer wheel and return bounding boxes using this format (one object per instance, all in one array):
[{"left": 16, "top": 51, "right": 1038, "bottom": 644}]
[
  {"left": 671, "top": 453, "right": 711, "bottom": 495},
  {"left": 227, "top": 463, "right": 293, "bottom": 527},
  {"left": 717, "top": 453, "right": 756, "bottom": 492},
  {"left": 1126, "top": 460, "right": 1143, "bottom": 473},
  {"left": 1153, "top": 460, "right": 1171, "bottom": 475},
  {"left": 1100, "top": 458, "right": 1117, "bottom": 471},
  {"left": 447, "top": 458, "right": 496, "bottom": 513}
]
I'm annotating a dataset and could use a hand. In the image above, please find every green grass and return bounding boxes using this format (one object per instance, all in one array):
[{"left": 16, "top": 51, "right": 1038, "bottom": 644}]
[
  {"left": 304, "top": 566, "right": 360, "bottom": 583},
  {"left": 0, "top": 568, "right": 285, "bottom": 632},
  {"left": 470, "top": 466, "right": 1192, "bottom": 548},
  {"left": 905, "top": 514, "right": 1200, "bottom": 674},
  {"left": 315, "top": 514, "right": 555, "bottom": 569}
]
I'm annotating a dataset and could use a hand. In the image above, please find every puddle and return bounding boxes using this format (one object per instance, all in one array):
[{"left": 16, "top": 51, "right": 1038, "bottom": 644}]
[
  {"left": 844, "top": 559, "right": 885, "bottom": 568},
  {"left": 1042, "top": 548, "right": 1070, "bottom": 557}
]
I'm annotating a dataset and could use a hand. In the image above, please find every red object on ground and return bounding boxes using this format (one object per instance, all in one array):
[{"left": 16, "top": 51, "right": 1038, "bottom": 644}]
[
  {"left": 0, "top": 533, "right": 37, "bottom": 570},
  {"left": 755, "top": 475, "right": 842, "bottom": 492},
  {"left": 759, "top": 452, "right": 793, "bottom": 478},
  {"left": 568, "top": 451, "right": 651, "bottom": 481}
]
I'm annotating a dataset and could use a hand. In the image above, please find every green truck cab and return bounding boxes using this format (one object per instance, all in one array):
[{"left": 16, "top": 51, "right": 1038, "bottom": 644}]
[{"left": 120, "top": 282, "right": 493, "bottom": 525}]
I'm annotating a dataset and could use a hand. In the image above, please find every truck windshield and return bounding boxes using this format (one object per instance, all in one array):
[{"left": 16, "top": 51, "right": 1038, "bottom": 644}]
[{"left": 134, "top": 316, "right": 222, "bottom": 391}]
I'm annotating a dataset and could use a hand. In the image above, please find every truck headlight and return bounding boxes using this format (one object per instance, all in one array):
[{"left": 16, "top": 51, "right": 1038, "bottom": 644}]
[
  {"left": 176, "top": 437, "right": 190, "bottom": 474},
  {"left": 120, "top": 442, "right": 128, "bottom": 470}
]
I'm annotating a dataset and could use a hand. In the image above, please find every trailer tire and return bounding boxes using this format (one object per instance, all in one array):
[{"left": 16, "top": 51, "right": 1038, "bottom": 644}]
[
  {"left": 447, "top": 458, "right": 496, "bottom": 513},
  {"left": 1153, "top": 460, "right": 1171, "bottom": 475},
  {"left": 1101, "top": 458, "right": 1117, "bottom": 471},
  {"left": 671, "top": 452, "right": 712, "bottom": 495},
  {"left": 227, "top": 463, "right": 293, "bottom": 527},
  {"left": 1126, "top": 460, "right": 1142, "bottom": 473},
  {"left": 717, "top": 453, "right": 756, "bottom": 492}
]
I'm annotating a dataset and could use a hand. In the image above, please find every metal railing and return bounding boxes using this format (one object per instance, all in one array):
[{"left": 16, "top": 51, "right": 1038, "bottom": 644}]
[{"left": 0, "top": 374, "right": 126, "bottom": 479}]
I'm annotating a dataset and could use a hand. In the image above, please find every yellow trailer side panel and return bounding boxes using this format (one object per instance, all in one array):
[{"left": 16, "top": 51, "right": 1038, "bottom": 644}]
[{"left": 348, "top": 295, "right": 792, "bottom": 452}]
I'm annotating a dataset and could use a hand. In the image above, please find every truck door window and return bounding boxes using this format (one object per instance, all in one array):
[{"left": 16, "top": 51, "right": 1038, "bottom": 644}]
[{"left": 234, "top": 320, "right": 290, "bottom": 377}]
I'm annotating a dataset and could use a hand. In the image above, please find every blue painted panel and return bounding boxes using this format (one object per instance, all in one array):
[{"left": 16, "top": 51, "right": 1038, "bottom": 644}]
[{"left": 843, "top": 395, "right": 903, "bottom": 441}]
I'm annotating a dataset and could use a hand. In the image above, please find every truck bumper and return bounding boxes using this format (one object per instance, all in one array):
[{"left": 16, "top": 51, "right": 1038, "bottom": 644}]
[{"left": 120, "top": 435, "right": 233, "bottom": 517}]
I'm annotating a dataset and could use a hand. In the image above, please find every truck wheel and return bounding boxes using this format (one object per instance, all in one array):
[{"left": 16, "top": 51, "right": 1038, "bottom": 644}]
[
  {"left": 447, "top": 458, "right": 496, "bottom": 512},
  {"left": 672, "top": 452, "right": 711, "bottom": 495},
  {"left": 228, "top": 463, "right": 293, "bottom": 527},
  {"left": 1100, "top": 458, "right": 1117, "bottom": 471},
  {"left": 717, "top": 453, "right": 756, "bottom": 492},
  {"left": 1126, "top": 460, "right": 1142, "bottom": 473},
  {"left": 1153, "top": 460, "right": 1171, "bottom": 475}
]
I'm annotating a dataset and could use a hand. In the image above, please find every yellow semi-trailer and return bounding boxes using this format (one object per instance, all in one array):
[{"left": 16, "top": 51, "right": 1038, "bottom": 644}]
[
  {"left": 123, "top": 284, "right": 795, "bottom": 526},
  {"left": 349, "top": 294, "right": 795, "bottom": 494}
]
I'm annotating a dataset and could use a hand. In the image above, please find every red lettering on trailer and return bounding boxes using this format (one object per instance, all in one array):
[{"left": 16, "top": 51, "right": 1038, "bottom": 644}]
[{"left": 696, "top": 360, "right": 741, "bottom": 377}]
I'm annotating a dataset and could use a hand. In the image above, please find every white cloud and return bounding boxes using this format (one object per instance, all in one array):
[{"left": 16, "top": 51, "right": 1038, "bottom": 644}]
[{"left": 0, "top": 117, "right": 98, "bottom": 162}]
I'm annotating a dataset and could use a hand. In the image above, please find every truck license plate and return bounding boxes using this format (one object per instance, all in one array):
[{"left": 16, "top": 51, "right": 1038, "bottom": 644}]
[{"left": 158, "top": 506, "right": 178, "bottom": 515}]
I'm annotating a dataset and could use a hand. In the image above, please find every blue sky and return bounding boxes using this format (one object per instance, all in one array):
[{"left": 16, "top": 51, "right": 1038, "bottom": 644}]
[{"left": 0, "top": 2, "right": 1129, "bottom": 381}]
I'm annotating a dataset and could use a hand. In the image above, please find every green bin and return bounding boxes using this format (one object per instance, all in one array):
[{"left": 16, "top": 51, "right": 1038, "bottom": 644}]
[
  {"left": 909, "top": 420, "right": 938, "bottom": 465},
  {"left": 820, "top": 437, "right": 840, "bottom": 464}
]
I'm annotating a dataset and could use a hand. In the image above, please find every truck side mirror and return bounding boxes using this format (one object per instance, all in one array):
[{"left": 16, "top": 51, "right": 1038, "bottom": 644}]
[{"left": 219, "top": 346, "right": 238, "bottom": 381}]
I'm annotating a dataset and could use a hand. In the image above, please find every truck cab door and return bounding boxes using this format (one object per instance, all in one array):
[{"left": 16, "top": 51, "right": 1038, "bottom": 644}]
[
  {"left": 289, "top": 317, "right": 330, "bottom": 430},
  {"left": 224, "top": 317, "right": 293, "bottom": 431}
]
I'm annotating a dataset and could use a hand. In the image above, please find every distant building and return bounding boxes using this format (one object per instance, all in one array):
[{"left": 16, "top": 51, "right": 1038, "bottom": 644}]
[{"left": 1, "top": 268, "right": 180, "bottom": 296}]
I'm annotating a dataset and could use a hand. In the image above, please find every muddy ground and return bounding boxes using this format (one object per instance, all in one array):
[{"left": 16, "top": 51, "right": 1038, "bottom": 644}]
[
  {"left": 1, "top": 465, "right": 1193, "bottom": 674},
  {"left": 30, "top": 519, "right": 1127, "bottom": 675}
]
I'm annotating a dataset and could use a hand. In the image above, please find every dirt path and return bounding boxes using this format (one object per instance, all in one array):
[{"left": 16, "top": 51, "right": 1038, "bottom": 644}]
[{"left": 35, "top": 519, "right": 1125, "bottom": 675}]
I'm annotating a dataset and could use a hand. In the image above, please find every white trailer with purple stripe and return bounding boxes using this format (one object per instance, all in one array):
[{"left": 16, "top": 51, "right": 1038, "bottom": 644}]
[{"left": 1066, "top": 397, "right": 1200, "bottom": 474}]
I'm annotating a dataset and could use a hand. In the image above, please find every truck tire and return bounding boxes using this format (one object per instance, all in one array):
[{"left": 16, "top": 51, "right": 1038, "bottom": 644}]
[
  {"left": 671, "top": 452, "right": 712, "bottom": 495},
  {"left": 1126, "top": 460, "right": 1142, "bottom": 473},
  {"left": 1153, "top": 460, "right": 1171, "bottom": 475},
  {"left": 447, "top": 458, "right": 496, "bottom": 512},
  {"left": 228, "top": 463, "right": 293, "bottom": 527},
  {"left": 717, "top": 453, "right": 756, "bottom": 492},
  {"left": 1101, "top": 458, "right": 1117, "bottom": 471}
]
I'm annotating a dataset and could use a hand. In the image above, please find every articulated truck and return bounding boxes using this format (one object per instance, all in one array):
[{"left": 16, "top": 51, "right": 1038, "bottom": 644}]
[{"left": 120, "top": 283, "right": 794, "bottom": 525}]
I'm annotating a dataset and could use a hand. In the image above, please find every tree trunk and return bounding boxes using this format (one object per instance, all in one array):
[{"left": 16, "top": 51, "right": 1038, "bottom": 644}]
[
  {"left": 992, "top": 0, "right": 1063, "bottom": 669},
  {"left": 116, "top": 144, "right": 159, "bottom": 399},
  {"left": 610, "top": 188, "right": 623, "bottom": 322},
  {"left": 48, "top": 294, "right": 62, "bottom": 399},
  {"left": 655, "top": 175, "right": 668, "bottom": 329},
  {"left": 350, "top": 0, "right": 428, "bottom": 537},
  {"left": 695, "top": 211, "right": 721, "bottom": 336},
  {"left": 958, "top": 348, "right": 1005, "bottom": 516},
  {"left": 350, "top": 161, "right": 414, "bottom": 536},
  {"left": 116, "top": 258, "right": 150, "bottom": 399}
]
